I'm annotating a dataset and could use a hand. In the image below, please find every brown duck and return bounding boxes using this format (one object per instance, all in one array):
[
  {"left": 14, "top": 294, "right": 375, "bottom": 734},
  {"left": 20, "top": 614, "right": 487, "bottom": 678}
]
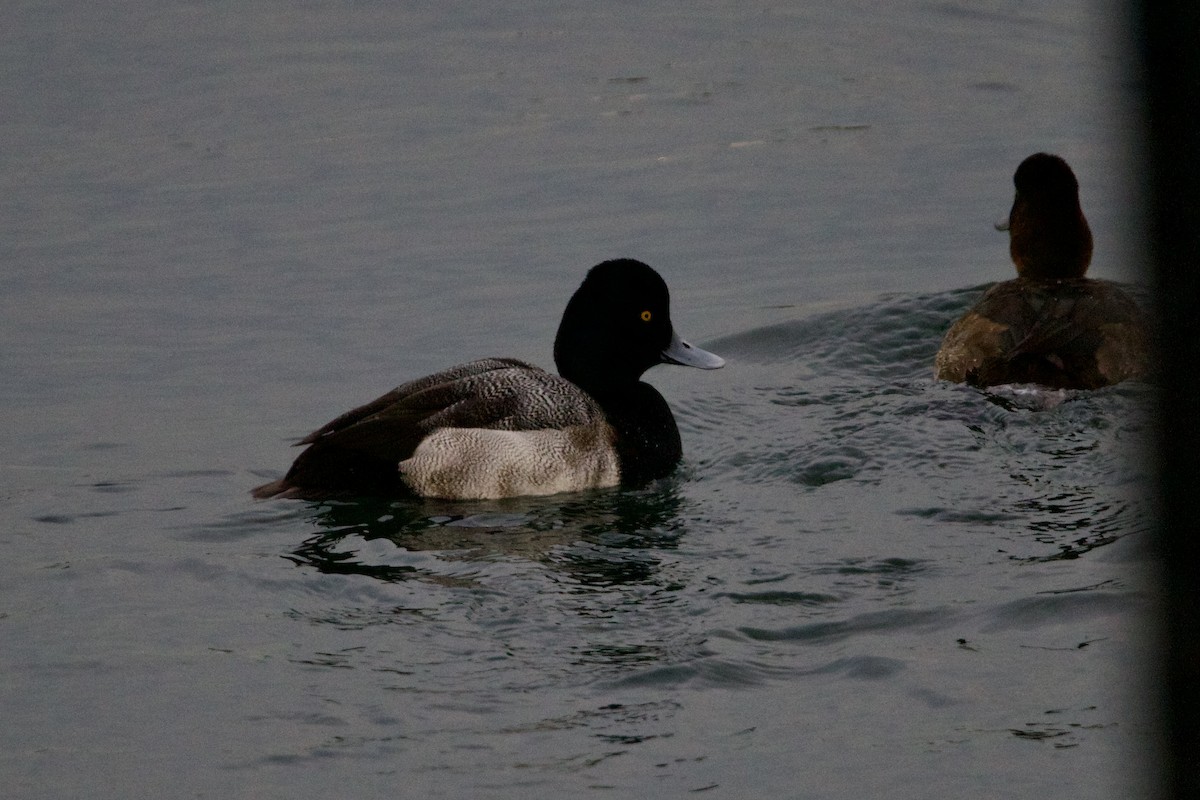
[{"left": 935, "top": 153, "right": 1151, "bottom": 389}]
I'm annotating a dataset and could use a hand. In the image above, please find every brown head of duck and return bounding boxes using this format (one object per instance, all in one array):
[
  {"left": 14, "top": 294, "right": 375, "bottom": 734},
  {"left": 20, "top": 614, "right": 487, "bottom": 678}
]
[{"left": 1000, "top": 152, "right": 1093, "bottom": 281}]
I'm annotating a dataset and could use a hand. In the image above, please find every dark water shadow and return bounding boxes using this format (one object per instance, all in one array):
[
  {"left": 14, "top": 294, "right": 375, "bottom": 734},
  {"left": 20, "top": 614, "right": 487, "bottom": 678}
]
[{"left": 284, "top": 482, "right": 687, "bottom": 588}]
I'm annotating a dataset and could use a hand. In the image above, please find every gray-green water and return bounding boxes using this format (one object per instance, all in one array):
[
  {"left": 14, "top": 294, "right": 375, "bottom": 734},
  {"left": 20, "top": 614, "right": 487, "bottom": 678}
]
[{"left": 2, "top": 1, "right": 1157, "bottom": 798}]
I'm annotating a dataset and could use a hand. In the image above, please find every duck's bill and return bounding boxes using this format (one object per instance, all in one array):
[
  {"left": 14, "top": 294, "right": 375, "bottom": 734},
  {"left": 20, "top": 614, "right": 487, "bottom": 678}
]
[{"left": 661, "top": 330, "right": 725, "bottom": 369}]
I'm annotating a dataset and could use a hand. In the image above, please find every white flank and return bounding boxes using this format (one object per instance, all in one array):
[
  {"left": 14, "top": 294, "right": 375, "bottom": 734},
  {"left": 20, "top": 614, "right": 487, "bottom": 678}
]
[{"left": 400, "top": 424, "right": 620, "bottom": 500}]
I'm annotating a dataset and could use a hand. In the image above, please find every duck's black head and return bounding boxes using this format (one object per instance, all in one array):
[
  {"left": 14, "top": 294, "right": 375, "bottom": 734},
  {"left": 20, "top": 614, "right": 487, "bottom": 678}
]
[{"left": 553, "top": 259, "right": 723, "bottom": 391}]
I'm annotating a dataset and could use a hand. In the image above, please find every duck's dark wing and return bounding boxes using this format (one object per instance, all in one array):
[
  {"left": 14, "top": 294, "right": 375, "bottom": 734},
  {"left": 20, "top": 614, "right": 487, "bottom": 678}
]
[
  {"left": 253, "top": 358, "right": 602, "bottom": 498},
  {"left": 297, "top": 358, "right": 533, "bottom": 445},
  {"left": 936, "top": 280, "right": 1150, "bottom": 389}
]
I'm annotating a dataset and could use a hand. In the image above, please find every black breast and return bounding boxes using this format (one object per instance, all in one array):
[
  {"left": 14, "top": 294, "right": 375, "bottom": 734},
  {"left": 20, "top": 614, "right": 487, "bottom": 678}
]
[{"left": 595, "top": 382, "right": 683, "bottom": 487}]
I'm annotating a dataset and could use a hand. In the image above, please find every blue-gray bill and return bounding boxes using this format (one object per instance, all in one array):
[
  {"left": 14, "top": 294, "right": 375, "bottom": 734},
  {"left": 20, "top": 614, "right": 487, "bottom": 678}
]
[{"left": 660, "top": 330, "right": 725, "bottom": 369}]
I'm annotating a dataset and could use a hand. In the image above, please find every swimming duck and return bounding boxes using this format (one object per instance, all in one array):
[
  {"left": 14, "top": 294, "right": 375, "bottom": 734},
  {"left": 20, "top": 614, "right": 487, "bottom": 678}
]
[
  {"left": 252, "top": 259, "right": 724, "bottom": 500},
  {"left": 935, "top": 153, "right": 1151, "bottom": 389}
]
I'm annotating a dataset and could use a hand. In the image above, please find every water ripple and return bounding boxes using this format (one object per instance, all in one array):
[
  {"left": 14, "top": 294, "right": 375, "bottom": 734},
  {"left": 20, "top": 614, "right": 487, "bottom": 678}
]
[{"left": 735, "top": 606, "right": 954, "bottom": 644}]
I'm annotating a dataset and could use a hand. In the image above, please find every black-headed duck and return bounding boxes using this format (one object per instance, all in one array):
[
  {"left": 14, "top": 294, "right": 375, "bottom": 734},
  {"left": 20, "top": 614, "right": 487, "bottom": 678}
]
[
  {"left": 935, "top": 153, "right": 1151, "bottom": 389},
  {"left": 253, "top": 259, "right": 725, "bottom": 500}
]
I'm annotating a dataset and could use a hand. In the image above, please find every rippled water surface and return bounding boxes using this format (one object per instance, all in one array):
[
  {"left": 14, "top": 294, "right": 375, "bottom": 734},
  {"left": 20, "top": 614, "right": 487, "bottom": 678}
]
[{"left": 2, "top": 1, "right": 1157, "bottom": 798}]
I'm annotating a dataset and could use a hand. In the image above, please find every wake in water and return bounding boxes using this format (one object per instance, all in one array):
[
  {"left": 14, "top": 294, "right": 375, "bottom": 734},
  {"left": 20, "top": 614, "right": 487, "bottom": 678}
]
[{"left": 688, "top": 286, "right": 1155, "bottom": 561}]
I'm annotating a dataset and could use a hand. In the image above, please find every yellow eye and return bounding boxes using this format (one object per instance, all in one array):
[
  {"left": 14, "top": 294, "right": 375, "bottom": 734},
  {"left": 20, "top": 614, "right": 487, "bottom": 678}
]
[{"left": 640, "top": 310, "right": 652, "bottom": 322}]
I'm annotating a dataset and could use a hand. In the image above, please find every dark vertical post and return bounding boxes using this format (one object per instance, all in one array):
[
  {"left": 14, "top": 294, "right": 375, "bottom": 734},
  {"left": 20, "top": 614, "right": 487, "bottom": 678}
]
[{"left": 1132, "top": 4, "right": 1200, "bottom": 799}]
